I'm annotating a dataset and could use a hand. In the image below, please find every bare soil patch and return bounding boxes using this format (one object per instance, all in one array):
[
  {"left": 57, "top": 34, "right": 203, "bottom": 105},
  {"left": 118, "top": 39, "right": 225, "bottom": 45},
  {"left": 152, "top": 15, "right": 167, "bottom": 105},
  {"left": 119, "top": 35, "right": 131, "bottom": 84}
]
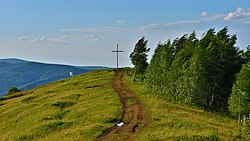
[{"left": 95, "top": 69, "right": 147, "bottom": 141}]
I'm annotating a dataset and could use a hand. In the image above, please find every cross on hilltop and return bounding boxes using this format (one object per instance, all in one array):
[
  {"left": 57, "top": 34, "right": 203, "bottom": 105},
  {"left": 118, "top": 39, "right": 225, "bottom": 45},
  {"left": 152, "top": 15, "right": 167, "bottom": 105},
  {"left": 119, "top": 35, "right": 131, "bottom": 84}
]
[{"left": 112, "top": 44, "right": 123, "bottom": 68}]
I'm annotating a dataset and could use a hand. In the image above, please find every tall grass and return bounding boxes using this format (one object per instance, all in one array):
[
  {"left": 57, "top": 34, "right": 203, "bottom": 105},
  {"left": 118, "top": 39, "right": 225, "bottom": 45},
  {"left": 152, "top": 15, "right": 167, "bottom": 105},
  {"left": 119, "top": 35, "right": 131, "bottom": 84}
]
[{"left": 0, "top": 70, "right": 122, "bottom": 141}]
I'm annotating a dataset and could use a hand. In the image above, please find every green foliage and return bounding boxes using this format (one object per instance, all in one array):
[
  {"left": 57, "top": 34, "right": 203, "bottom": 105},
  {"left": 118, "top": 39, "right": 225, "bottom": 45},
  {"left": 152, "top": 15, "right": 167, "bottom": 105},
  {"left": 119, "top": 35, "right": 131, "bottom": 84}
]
[
  {"left": 181, "top": 45, "right": 208, "bottom": 106},
  {"left": 7, "top": 86, "right": 21, "bottom": 95},
  {"left": 130, "top": 37, "right": 150, "bottom": 80},
  {"left": 145, "top": 27, "right": 244, "bottom": 109},
  {"left": 204, "top": 27, "right": 241, "bottom": 108},
  {"left": 124, "top": 73, "right": 241, "bottom": 140},
  {"left": 205, "top": 131, "right": 218, "bottom": 141},
  {"left": 146, "top": 40, "right": 173, "bottom": 91},
  {"left": 229, "top": 62, "right": 250, "bottom": 124},
  {"left": 242, "top": 118, "right": 250, "bottom": 136},
  {"left": 232, "top": 131, "right": 242, "bottom": 139},
  {"left": 243, "top": 47, "right": 250, "bottom": 62}
]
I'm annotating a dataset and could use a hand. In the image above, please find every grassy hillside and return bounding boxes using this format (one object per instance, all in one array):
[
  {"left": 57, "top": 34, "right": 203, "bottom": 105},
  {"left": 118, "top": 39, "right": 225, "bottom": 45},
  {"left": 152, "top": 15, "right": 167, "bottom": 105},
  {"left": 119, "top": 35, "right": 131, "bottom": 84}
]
[
  {"left": 0, "top": 59, "right": 90, "bottom": 97},
  {"left": 124, "top": 74, "right": 242, "bottom": 140},
  {"left": 0, "top": 69, "right": 244, "bottom": 141},
  {"left": 0, "top": 70, "right": 122, "bottom": 141}
]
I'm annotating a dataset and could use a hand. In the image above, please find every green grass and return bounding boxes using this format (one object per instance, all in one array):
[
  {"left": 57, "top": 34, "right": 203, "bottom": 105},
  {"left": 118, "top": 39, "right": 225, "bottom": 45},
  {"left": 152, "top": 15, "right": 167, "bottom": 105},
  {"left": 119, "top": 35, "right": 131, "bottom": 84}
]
[
  {"left": 124, "top": 74, "right": 242, "bottom": 141},
  {"left": 0, "top": 69, "right": 244, "bottom": 141},
  {"left": 0, "top": 69, "right": 122, "bottom": 141}
]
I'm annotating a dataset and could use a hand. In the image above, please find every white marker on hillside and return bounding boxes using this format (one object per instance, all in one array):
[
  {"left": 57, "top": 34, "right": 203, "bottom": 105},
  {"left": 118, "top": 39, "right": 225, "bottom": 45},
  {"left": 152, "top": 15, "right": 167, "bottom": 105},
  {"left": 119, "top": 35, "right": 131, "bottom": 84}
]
[
  {"left": 69, "top": 72, "right": 74, "bottom": 77},
  {"left": 116, "top": 122, "right": 124, "bottom": 127}
]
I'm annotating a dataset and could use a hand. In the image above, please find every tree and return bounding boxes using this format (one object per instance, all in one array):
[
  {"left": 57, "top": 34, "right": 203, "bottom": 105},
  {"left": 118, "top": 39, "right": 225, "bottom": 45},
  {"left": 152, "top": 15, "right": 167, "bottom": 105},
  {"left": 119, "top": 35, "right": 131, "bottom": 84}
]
[
  {"left": 130, "top": 37, "right": 150, "bottom": 81},
  {"left": 243, "top": 47, "right": 250, "bottom": 63},
  {"left": 143, "top": 27, "right": 244, "bottom": 110},
  {"left": 7, "top": 86, "right": 21, "bottom": 95},
  {"left": 181, "top": 44, "right": 209, "bottom": 105},
  {"left": 205, "top": 27, "right": 242, "bottom": 108},
  {"left": 168, "top": 33, "right": 196, "bottom": 100},
  {"left": 229, "top": 62, "right": 250, "bottom": 124},
  {"left": 146, "top": 43, "right": 164, "bottom": 90},
  {"left": 146, "top": 40, "right": 173, "bottom": 91}
]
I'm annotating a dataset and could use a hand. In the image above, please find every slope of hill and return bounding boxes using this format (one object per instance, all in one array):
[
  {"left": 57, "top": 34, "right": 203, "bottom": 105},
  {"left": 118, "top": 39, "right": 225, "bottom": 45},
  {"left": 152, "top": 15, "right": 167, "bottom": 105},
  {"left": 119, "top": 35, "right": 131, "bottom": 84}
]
[
  {"left": 0, "top": 58, "right": 28, "bottom": 64},
  {"left": 0, "top": 69, "right": 244, "bottom": 140},
  {"left": 0, "top": 58, "right": 106, "bottom": 97},
  {"left": 124, "top": 74, "right": 243, "bottom": 140},
  {"left": 0, "top": 70, "right": 122, "bottom": 140}
]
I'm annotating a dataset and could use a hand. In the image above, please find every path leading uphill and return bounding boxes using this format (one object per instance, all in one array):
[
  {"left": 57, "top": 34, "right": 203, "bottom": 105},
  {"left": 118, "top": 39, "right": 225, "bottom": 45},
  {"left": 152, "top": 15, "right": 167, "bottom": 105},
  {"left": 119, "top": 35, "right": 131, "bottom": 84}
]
[{"left": 95, "top": 69, "right": 147, "bottom": 141}]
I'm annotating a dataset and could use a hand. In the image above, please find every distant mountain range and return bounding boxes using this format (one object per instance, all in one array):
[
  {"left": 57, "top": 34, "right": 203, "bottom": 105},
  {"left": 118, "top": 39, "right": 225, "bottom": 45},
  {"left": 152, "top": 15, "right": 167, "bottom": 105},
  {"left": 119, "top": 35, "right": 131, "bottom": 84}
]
[{"left": 0, "top": 58, "right": 107, "bottom": 97}]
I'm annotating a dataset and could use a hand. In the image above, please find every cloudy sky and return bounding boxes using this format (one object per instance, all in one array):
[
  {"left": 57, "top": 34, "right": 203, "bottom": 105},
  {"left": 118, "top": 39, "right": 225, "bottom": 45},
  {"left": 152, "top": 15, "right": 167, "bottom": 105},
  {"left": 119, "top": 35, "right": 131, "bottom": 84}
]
[{"left": 0, "top": 0, "right": 249, "bottom": 67}]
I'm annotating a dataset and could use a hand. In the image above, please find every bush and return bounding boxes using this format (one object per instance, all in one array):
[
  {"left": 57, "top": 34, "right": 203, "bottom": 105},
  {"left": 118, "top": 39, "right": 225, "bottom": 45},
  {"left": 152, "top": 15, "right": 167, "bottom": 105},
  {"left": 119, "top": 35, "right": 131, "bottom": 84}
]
[
  {"left": 52, "top": 101, "right": 74, "bottom": 109},
  {"left": 242, "top": 118, "right": 250, "bottom": 137},
  {"left": 7, "top": 86, "right": 21, "bottom": 95},
  {"left": 206, "top": 131, "right": 218, "bottom": 141}
]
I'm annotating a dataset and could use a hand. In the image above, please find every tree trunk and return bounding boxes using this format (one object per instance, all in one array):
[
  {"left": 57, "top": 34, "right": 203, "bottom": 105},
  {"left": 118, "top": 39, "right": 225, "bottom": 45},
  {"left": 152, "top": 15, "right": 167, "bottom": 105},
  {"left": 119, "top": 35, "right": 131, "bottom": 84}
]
[
  {"left": 238, "top": 113, "right": 241, "bottom": 125},
  {"left": 132, "top": 67, "right": 137, "bottom": 82}
]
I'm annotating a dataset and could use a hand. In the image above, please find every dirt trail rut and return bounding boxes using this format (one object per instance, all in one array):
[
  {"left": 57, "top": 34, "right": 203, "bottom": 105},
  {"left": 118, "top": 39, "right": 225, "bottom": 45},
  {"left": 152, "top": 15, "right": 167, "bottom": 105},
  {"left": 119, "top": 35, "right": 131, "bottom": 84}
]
[{"left": 95, "top": 69, "right": 146, "bottom": 141}]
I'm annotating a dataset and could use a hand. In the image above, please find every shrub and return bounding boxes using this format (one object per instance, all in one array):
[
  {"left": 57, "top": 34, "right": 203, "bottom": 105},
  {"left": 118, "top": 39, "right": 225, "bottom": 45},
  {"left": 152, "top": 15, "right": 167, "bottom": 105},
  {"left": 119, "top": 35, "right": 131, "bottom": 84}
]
[
  {"left": 206, "top": 131, "right": 218, "bottom": 141},
  {"left": 242, "top": 118, "right": 250, "bottom": 137},
  {"left": 7, "top": 86, "right": 21, "bottom": 95},
  {"left": 52, "top": 101, "right": 74, "bottom": 109}
]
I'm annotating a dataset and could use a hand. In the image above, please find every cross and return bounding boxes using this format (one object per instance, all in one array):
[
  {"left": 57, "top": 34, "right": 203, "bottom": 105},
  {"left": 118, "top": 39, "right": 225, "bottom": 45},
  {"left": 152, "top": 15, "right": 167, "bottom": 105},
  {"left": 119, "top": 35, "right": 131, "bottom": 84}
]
[{"left": 112, "top": 44, "right": 123, "bottom": 68}]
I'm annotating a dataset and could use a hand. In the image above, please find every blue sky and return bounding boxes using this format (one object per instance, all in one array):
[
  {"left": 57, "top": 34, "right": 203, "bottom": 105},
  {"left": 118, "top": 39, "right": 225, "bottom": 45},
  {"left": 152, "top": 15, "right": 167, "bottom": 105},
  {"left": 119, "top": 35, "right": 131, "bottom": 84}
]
[{"left": 0, "top": 0, "right": 250, "bottom": 67}]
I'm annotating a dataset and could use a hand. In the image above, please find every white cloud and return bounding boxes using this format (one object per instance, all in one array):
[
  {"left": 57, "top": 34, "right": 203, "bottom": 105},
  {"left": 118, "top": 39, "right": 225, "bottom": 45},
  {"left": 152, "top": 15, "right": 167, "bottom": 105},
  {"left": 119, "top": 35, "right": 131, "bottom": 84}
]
[
  {"left": 60, "top": 14, "right": 225, "bottom": 35},
  {"left": 32, "top": 35, "right": 76, "bottom": 45},
  {"left": 81, "top": 35, "right": 101, "bottom": 43},
  {"left": 224, "top": 13, "right": 235, "bottom": 21},
  {"left": 60, "top": 27, "right": 134, "bottom": 34},
  {"left": 33, "top": 37, "right": 47, "bottom": 43},
  {"left": 15, "top": 35, "right": 101, "bottom": 46},
  {"left": 137, "top": 14, "right": 224, "bottom": 32},
  {"left": 57, "top": 9, "right": 248, "bottom": 49},
  {"left": 49, "top": 35, "right": 71, "bottom": 44},
  {"left": 201, "top": 11, "right": 208, "bottom": 17},
  {"left": 224, "top": 7, "right": 250, "bottom": 22},
  {"left": 17, "top": 36, "right": 30, "bottom": 41},
  {"left": 117, "top": 19, "right": 132, "bottom": 24}
]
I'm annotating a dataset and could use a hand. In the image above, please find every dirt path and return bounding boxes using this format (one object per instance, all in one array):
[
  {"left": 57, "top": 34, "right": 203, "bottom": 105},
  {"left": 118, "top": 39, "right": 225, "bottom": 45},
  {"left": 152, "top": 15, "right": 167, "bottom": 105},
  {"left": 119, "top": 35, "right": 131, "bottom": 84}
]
[{"left": 95, "top": 69, "right": 146, "bottom": 141}]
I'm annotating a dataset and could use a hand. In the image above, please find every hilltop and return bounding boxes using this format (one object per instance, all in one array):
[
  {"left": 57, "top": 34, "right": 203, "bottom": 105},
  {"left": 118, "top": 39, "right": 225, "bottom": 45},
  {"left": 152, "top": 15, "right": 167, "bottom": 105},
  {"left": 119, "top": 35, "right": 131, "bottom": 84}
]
[
  {"left": 0, "top": 69, "right": 243, "bottom": 140},
  {"left": 0, "top": 58, "right": 107, "bottom": 97}
]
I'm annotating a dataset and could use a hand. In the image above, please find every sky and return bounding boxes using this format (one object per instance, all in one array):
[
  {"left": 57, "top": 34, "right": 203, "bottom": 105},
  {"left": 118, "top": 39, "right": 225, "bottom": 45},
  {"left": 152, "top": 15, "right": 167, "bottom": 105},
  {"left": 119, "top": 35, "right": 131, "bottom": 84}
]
[{"left": 0, "top": 0, "right": 250, "bottom": 67}]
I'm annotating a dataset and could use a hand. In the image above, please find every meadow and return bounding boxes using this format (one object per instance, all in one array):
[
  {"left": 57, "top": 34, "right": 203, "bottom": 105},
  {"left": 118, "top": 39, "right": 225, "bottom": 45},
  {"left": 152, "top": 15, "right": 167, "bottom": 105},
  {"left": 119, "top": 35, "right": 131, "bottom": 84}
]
[
  {"left": 0, "top": 69, "right": 245, "bottom": 141},
  {"left": 0, "top": 70, "right": 122, "bottom": 141},
  {"left": 124, "top": 74, "right": 242, "bottom": 140}
]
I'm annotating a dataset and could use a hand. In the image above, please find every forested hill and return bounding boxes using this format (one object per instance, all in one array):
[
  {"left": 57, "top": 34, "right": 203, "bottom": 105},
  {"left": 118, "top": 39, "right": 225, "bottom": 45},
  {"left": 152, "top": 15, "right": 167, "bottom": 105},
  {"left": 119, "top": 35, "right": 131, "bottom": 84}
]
[{"left": 0, "top": 58, "right": 106, "bottom": 97}]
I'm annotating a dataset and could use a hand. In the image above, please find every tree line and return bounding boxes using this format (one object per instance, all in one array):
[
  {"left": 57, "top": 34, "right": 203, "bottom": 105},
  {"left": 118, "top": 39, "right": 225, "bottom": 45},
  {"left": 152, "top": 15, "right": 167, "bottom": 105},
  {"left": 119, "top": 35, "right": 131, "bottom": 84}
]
[{"left": 130, "top": 27, "right": 250, "bottom": 124}]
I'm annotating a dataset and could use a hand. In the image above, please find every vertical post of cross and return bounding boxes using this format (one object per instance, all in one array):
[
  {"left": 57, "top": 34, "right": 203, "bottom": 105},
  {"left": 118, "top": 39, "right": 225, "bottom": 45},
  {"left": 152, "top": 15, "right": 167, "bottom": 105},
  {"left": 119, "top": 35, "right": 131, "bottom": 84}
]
[{"left": 112, "top": 44, "right": 123, "bottom": 68}]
